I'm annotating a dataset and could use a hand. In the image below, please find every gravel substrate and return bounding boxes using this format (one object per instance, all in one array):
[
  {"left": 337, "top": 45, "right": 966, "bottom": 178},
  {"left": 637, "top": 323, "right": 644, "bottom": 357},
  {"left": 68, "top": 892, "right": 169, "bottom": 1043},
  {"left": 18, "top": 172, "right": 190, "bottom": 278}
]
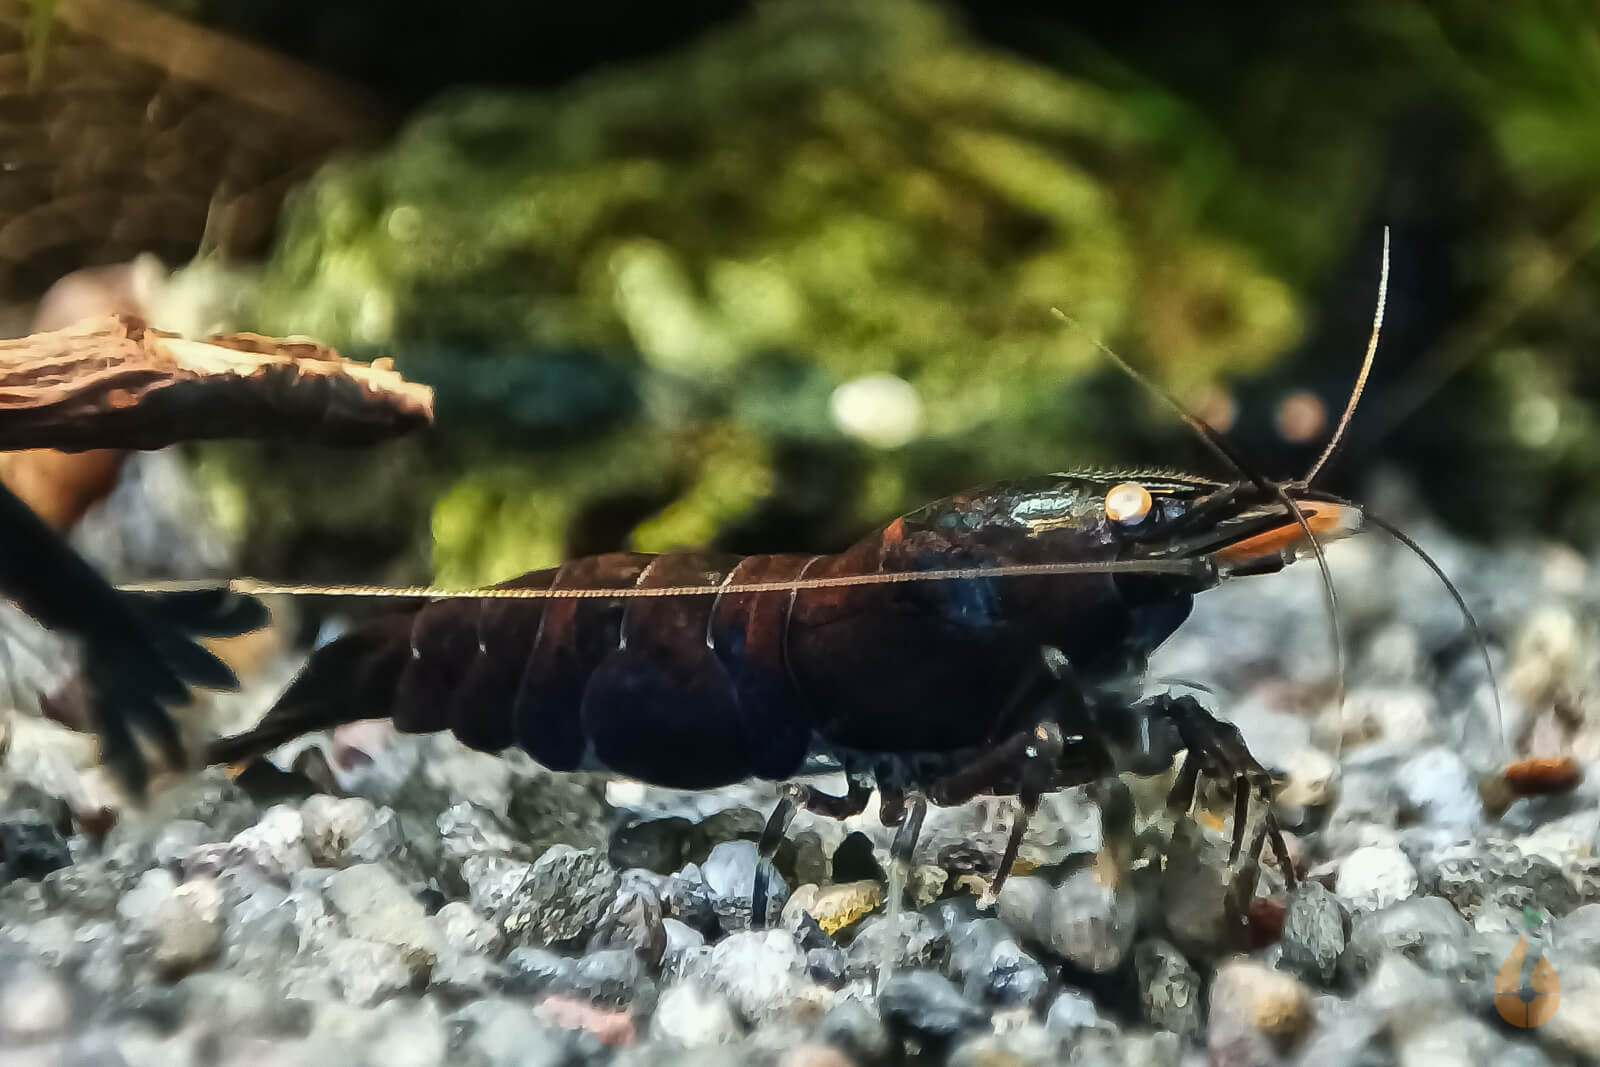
[{"left": 5, "top": 483, "right": 1600, "bottom": 1066}]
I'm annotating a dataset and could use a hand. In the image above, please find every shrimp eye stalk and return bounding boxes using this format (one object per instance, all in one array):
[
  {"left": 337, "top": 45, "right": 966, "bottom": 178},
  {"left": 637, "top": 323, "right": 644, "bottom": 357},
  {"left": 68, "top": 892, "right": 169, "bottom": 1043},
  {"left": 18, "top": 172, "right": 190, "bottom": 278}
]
[{"left": 1105, "top": 482, "right": 1153, "bottom": 526}]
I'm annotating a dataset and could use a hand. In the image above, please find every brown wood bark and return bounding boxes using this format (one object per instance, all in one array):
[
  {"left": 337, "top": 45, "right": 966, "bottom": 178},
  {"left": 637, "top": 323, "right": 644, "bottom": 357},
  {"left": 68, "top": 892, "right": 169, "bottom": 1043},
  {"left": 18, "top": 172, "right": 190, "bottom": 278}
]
[{"left": 0, "top": 314, "right": 433, "bottom": 452}]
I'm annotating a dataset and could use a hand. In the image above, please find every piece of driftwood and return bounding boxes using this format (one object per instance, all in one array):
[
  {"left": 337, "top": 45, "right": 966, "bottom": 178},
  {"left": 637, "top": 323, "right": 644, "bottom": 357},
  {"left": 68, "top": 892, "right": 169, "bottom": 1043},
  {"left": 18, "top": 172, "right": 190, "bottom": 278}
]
[{"left": 0, "top": 314, "right": 433, "bottom": 451}]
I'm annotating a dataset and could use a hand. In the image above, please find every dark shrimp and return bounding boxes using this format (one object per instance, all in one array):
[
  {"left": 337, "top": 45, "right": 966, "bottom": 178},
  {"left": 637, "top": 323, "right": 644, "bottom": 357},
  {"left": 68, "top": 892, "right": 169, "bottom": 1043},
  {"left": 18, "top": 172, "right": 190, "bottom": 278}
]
[{"left": 198, "top": 232, "right": 1501, "bottom": 909}]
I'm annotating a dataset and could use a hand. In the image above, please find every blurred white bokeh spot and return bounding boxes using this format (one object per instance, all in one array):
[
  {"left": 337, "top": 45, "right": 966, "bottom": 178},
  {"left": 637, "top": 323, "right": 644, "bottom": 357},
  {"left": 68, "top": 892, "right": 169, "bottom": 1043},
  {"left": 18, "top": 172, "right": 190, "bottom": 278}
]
[{"left": 829, "top": 373, "right": 923, "bottom": 449}]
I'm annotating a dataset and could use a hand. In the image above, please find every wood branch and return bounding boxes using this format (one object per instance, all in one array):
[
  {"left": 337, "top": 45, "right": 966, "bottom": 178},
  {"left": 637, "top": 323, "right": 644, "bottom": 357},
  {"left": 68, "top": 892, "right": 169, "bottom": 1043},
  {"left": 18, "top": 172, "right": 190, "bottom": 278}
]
[{"left": 0, "top": 314, "right": 433, "bottom": 452}]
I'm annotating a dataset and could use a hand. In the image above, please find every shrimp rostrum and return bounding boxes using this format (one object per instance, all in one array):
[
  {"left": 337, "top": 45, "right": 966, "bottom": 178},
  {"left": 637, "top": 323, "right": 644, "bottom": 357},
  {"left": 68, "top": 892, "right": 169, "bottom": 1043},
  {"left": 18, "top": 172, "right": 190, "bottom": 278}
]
[{"left": 203, "top": 236, "right": 1482, "bottom": 907}]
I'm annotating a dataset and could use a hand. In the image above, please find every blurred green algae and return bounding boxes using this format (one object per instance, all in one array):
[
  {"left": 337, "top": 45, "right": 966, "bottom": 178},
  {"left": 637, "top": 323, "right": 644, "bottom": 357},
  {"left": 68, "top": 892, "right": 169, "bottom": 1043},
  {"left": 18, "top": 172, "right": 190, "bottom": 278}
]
[{"left": 215, "top": 0, "right": 1301, "bottom": 585}]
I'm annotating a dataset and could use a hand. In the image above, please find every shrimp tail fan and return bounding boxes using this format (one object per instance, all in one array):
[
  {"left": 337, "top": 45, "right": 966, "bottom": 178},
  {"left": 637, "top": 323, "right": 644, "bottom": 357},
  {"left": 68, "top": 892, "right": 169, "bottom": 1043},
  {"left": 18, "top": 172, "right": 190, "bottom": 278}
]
[{"left": 0, "top": 482, "right": 268, "bottom": 796}]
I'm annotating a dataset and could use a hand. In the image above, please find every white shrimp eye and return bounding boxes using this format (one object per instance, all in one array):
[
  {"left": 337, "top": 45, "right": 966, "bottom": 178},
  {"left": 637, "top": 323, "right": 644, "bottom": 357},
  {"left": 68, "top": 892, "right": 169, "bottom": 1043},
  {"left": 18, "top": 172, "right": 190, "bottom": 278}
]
[{"left": 1104, "top": 481, "right": 1154, "bottom": 525}]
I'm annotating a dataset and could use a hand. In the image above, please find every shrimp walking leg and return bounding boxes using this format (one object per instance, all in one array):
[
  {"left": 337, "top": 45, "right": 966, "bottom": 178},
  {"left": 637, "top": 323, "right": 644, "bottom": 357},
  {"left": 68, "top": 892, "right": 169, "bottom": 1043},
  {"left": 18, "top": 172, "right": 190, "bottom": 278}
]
[{"left": 753, "top": 775, "right": 873, "bottom": 927}]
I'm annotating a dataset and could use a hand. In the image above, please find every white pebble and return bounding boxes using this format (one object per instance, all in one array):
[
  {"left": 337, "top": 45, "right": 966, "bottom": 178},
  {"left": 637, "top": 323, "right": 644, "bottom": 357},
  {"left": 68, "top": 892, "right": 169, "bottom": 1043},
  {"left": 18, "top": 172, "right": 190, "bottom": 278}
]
[{"left": 1336, "top": 845, "right": 1418, "bottom": 912}]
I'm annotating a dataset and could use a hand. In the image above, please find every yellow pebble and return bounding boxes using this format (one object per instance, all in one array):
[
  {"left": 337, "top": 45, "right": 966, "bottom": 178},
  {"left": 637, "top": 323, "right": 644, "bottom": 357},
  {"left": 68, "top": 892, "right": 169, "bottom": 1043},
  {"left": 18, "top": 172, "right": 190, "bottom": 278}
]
[{"left": 809, "top": 880, "right": 885, "bottom": 936}]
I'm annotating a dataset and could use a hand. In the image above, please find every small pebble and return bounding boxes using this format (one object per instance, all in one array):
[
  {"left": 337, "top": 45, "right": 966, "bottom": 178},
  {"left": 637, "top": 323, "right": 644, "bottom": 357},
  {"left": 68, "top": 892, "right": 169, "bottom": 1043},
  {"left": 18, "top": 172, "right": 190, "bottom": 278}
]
[
  {"left": 535, "top": 992, "right": 637, "bottom": 1047},
  {"left": 434, "top": 900, "right": 505, "bottom": 956},
  {"left": 705, "top": 929, "right": 811, "bottom": 1023},
  {"left": 0, "top": 963, "right": 72, "bottom": 1041},
  {"left": 807, "top": 879, "right": 884, "bottom": 937},
  {"left": 0, "top": 811, "right": 72, "bottom": 880},
  {"left": 651, "top": 982, "right": 742, "bottom": 1048},
  {"left": 879, "top": 970, "right": 987, "bottom": 1046},
  {"left": 150, "top": 877, "right": 225, "bottom": 977},
  {"left": 1134, "top": 939, "right": 1201, "bottom": 1039},
  {"left": 324, "top": 863, "right": 442, "bottom": 973},
  {"left": 227, "top": 805, "right": 313, "bottom": 880},
  {"left": 1395, "top": 747, "right": 1483, "bottom": 828},
  {"left": 1208, "top": 957, "right": 1312, "bottom": 1044},
  {"left": 589, "top": 881, "right": 667, "bottom": 965},
  {"left": 1044, "top": 988, "right": 1103, "bottom": 1035},
  {"left": 1043, "top": 868, "right": 1138, "bottom": 973},
  {"left": 1335, "top": 844, "right": 1418, "bottom": 912},
  {"left": 701, "top": 840, "right": 789, "bottom": 931},
  {"left": 775, "top": 1044, "right": 855, "bottom": 1067},
  {"left": 845, "top": 910, "right": 949, "bottom": 980},
  {"left": 1280, "top": 881, "right": 1349, "bottom": 985},
  {"left": 498, "top": 846, "right": 620, "bottom": 948},
  {"left": 819, "top": 997, "right": 892, "bottom": 1064}
]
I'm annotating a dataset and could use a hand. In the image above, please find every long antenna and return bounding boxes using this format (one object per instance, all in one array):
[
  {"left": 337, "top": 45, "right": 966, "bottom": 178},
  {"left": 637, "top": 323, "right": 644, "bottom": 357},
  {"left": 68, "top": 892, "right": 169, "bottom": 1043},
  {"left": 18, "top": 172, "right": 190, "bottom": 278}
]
[
  {"left": 1303, "top": 489, "right": 1507, "bottom": 763},
  {"left": 116, "top": 558, "right": 1218, "bottom": 602},
  {"left": 1305, "top": 226, "right": 1390, "bottom": 486},
  {"left": 1050, "top": 308, "right": 1271, "bottom": 493}
]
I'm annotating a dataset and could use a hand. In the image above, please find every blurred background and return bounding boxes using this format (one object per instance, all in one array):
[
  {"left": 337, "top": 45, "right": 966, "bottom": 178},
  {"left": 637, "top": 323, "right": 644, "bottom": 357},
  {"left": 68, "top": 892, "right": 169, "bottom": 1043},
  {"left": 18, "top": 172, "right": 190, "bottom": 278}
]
[{"left": 5, "top": 0, "right": 1600, "bottom": 591}]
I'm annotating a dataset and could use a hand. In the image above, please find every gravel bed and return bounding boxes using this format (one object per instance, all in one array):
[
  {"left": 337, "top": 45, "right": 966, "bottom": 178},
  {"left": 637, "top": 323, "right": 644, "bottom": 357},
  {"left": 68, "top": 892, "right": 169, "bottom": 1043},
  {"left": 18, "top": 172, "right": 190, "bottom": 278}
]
[{"left": 4, "top": 487, "right": 1600, "bottom": 1065}]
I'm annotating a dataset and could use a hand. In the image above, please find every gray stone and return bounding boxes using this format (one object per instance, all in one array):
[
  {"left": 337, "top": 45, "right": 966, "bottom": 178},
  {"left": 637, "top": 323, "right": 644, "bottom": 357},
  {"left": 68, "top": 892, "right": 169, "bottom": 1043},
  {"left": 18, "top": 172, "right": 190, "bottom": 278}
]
[
  {"left": 845, "top": 910, "right": 949, "bottom": 981},
  {"left": 567, "top": 948, "right": 653, "bottom": 1010},
  {"left": 452, "top": 998, "right": 572, "bottom": 1067},
  {"left": 433, "top": 900, "right": 504, "bottom": 957},
  {"left": 144, "top": 770, "right": 260, "bottom": 840},
  {"left": 806, "top": 943, "right": 848, "bottom": 987},
  {"left": 651, "top": 981, "right": 742, "bottom": 1048},
  {"left": 226, "top": 805, "right": 313, "bottom": 880},
  {"left": 948, "top": 1024, "right": 1063, "bottom": 1067},
  {"left": 221, "top": 885, "right": 300, "bottom": 980},
  {"left": 588, "top": 881, "right": 667, "bottom": 966},
  {"left": 1156, "top": 820, "right": 1243, "bottom": 960},
  {"left": 1043, "top": 867, "right": 1138, "bottom": 973},
  {"left": 499, "top": 946, "right": 575, "bottom": 995},
  {"left": 324, "top": 863, "right": 441, "bottom": 974},
  {"left": 148, "top": 820, "right": 226, "bottom": 874},
  {"left": 1134, "top": 939, "right": 1201, "bottom": 1039},
  {"left": 173, "top": 972, "right": 308, "bottom": 1036},
  {"left": 428, "top": 951, "right": 502, "bottom": 999},
  {"left": 961, "top": 938, "right": 1047, "bottom": 1010},
  {"left": 705, "top": 929, "right": 812, "bottom": 1023},
  {"left": 300, "top": 795, "right": 402, "bottom": 867},
  {"left": 945, "top": 915, "right": 1007, "bottom": 979},
  {"left": 994, "top": 874, "right": 1051, "bottom": 944},
  {"left": 1044, "top": 988, "right": 1103, "bottom": 1035},
  {"left": 1556, "top": 903, "right": 1600, "bottom": 965},
  {"left": 819, "top": 997, "right": 891, "bottom": 1065},
  {"left": 1394, "top": 746, "right": 1483, "bottom": 828},
  {"left": 1341, "top": 896, "right": 1474, "bottom": 983},
  {"left": 700, "top": 840, "right": 789, "bottom": 932},
  {"left": 498, "top": 846, "right": 620, "bottom": 949},
  {"left": 1280, "top": 881, "right": 1350, "bottom": 985},
  {"left": 660, "top": 917, "right": 706, "bottom": 976},
  {"left": 461, "top": 854, "right": 535, "bottom": 917},
  {"left": 663, "top": 864, "right": 720, "bottom": 937},
  {"left": 878, "top": 970, "right": 986, "bottom": 1046},
  {"left": 0, "top": 810, "right": 71, "bottom": 880},
  {"left": 436, "top": 802, "right": 536, "bottom": 869},
  {"left": 360, "top": 1002, "right": 449, "bottom": 1067},
  {"left": 1425, "top": 845, "right": 1580, "bottom": 921},
  {"left": 40, "top": 860, "right": 122, "bottom": 917},
  {"left": 610, "top": 816, "right": 695, "bottom": 873},
  {"left": 320, "top": 937, "right": 415, "bottom": 1006}
]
